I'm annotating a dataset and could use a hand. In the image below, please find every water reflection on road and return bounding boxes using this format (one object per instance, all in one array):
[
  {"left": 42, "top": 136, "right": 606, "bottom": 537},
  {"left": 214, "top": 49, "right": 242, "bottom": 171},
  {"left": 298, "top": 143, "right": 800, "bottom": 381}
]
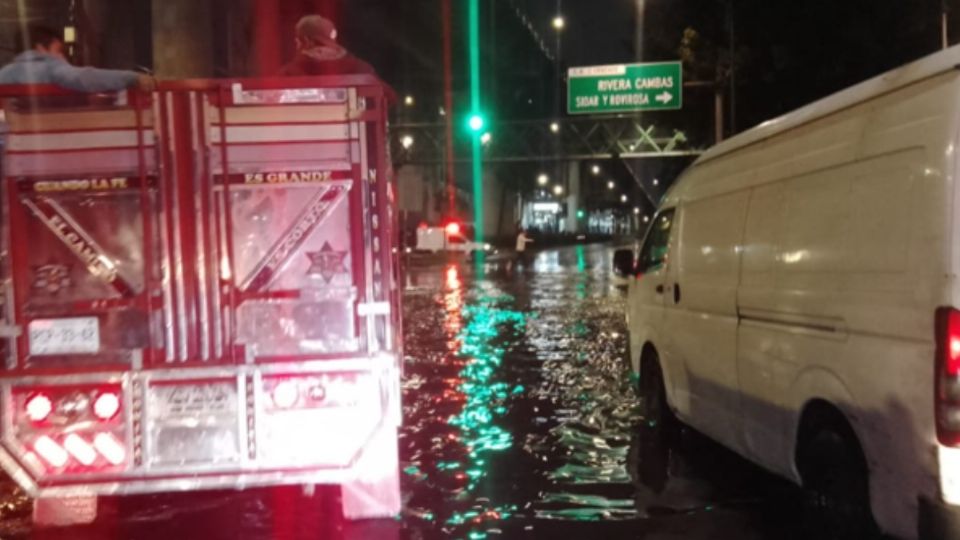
[
  {"left": 401, "top": 245, "right": 637, "bottom": 538},
  {"left": 0, "top": 244, "right": 809, "bottom": 539},
  {"left": 401, "top": 245, "right": 802, "bottom": 540}
]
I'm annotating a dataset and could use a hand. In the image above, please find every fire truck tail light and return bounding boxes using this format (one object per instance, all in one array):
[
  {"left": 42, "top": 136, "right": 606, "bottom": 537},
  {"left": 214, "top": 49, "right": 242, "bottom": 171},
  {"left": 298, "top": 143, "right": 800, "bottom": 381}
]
[
  {"left": 93, "top": 433, "right": 126, "bottom": 465},
  {"left": 18, "top": 386, "right": 122, "bottom": 425},
  {"left": 34, "top": 436, "right": 68, "bottom": 468},
  {"left": 26, "top": 394, "right": 53, "bottom": 423},
  {"left": 271, "top": 380, "right": 300, "bottom": 409},
  {"left": 93, "top": 391, "right": 121, "bottom": 420},
  {"left": 264, "top": 374, "right": 375, "bottom": 412},
  {"left": 324, "top": 377, "right": 362, "bottom": 406},
  {"left": 63, "top": 434, "right": 97, "bottom": 466}
]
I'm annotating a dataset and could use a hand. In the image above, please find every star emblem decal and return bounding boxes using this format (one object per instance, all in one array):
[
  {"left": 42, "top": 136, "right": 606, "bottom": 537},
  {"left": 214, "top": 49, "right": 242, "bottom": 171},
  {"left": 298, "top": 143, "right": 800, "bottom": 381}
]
[{"left": 306, "top": 242, "right": 348, "bottom": 283}]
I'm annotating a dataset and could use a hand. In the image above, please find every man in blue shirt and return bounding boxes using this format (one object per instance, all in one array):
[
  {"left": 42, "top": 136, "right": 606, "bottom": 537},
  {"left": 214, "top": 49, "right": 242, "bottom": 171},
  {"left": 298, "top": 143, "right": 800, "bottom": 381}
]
[{"left": 0, "top": 25, "right": 154, "bottom": 92}]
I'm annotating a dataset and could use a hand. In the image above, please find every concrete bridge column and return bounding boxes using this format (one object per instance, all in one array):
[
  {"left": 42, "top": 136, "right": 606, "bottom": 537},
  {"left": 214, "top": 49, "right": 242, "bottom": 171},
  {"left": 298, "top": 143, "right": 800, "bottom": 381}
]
[
  {"left": 565, "top": 160, "right": 583, "bottom": 234},
  {"left": 152, "top": 0, "right": 213, "bottom": 78}
]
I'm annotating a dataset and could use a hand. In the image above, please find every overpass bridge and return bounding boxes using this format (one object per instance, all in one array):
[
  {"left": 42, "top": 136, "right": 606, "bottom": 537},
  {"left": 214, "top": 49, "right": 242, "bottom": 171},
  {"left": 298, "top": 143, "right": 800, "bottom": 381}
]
[{"left": 390, "top": 117, "right": 704, "bottom": 164}]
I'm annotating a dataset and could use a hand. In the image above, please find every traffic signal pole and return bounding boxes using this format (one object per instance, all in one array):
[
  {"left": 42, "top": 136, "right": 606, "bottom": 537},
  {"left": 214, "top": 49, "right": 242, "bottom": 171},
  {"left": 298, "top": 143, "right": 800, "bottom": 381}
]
[{"left": 467, "top": 0, "right": 485, "bottom": 251}]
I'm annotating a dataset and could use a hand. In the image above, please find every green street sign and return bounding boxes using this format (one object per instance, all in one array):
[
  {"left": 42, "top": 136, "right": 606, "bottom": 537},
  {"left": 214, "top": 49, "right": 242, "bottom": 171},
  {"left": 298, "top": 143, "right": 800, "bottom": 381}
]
[{"left": 567, "top": 61, "right": 682, "bottom": 115}]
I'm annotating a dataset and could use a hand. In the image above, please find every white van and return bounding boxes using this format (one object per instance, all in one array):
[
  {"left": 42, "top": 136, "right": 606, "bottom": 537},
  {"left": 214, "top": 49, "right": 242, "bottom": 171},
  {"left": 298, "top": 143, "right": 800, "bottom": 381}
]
[
  {"left": 414, "top": 222, "right": 491, "bottom": 255},
  {"left": 617, "top": 46, "right": 960, "bottom": 539}
]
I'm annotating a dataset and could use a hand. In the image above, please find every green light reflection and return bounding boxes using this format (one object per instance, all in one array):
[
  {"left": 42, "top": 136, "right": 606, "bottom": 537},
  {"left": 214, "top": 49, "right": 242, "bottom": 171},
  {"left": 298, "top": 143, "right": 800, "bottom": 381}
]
[{"left": 443, "top": 289, "right": 526, "bottom": 535}]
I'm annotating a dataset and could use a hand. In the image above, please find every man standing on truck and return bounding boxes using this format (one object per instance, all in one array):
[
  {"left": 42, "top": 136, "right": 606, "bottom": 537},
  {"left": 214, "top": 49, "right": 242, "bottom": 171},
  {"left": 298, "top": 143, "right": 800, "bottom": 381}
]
[
  {"left": 279, "top": 15, "right": 378, "bottom": 77},
  {"left": 0, "top": 25, "right": 154, "bottom": 92}
]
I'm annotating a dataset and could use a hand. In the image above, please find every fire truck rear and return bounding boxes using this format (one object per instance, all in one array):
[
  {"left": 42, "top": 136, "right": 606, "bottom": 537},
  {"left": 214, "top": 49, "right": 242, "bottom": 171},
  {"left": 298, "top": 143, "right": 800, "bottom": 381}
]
[{"left": 0, "top": 76, "right": 402, "bottom": 523}]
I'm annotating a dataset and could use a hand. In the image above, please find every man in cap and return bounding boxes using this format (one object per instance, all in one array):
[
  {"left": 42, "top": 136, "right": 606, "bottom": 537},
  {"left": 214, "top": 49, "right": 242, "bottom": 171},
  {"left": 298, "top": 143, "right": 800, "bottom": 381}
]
[
  {"left": 280, "top": 15, "right": 377, "bottom": 77},
  {"left": 0, "top": 24, "right": 154, "bottom": 92}
]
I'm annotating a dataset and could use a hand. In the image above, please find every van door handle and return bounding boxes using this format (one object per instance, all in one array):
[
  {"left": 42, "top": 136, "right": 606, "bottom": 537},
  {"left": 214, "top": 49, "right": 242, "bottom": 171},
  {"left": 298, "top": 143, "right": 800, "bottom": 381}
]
[
  {"left": 673, "top": 283, "right": 681, "bottom": 304},
  {"left": 655, "top": 284, "right": 665, "bottom": 294}
]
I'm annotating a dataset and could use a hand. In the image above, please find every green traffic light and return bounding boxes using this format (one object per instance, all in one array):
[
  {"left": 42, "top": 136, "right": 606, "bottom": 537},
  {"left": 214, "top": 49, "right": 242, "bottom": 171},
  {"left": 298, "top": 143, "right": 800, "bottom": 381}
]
[
  {"left": 577, "top": 209, "right": 586, "bottom": 219},
  {"left": 468, "top": 114, "right": 485, "bottom": 132}
]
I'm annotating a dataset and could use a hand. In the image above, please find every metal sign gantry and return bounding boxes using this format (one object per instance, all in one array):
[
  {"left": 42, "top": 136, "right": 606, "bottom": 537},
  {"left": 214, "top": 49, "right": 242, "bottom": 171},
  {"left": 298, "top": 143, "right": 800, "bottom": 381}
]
[{"left": 391, "top": 117, "right": 703, "bottom": 164}]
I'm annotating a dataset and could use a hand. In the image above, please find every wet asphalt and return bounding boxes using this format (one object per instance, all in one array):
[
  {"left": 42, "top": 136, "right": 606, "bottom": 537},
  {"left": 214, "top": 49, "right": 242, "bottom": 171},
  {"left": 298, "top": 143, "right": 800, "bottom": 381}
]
[{"left": 0, "top": 244, "right": 816, "bottom": 540}]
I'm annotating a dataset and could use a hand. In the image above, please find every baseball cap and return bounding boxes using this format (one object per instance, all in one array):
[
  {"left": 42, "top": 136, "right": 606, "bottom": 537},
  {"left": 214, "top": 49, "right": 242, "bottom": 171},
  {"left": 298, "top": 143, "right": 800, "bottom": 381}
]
[{"left": 296, "top": 15, "right": 338, "bottom": 46}]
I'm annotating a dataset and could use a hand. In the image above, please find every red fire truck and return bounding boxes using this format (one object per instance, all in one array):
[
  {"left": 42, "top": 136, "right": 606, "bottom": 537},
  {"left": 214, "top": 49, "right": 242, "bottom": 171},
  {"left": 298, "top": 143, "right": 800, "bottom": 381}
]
[{"left": 0, "top": 76, "right": 402, "bottom": 525}]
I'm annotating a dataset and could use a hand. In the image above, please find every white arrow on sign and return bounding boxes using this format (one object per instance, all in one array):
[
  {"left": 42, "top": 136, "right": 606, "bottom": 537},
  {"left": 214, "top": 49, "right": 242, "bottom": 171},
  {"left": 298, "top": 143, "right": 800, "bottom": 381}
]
[{"left": 655, "top": 91, "right": 673, "bottom": 104}]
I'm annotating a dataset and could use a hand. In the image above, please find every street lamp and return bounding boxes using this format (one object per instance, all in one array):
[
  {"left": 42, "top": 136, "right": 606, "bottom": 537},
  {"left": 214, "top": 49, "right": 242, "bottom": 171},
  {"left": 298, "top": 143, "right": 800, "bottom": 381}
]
[
  {"left": 401, "top": 135, "right": 414, "bottom": 149},
  {"left": 553, "top": 185, "right": 565, "bottom": 196},
  {"left": 653, "top": 178, "right": 660, "bottom": 186},
  {"left": 620, "top": 194, "right": 628, "bottom": 203},
  {"left": 607, "top": 181, "right": 615, "bottom": 190},
  {"left": 552, "top": 15, "right": 565, "bottom": 30},
  {"left": 404, "top": 95, "right": 415, "bottom": 107},
  {"left": 537, "top": 173, "right": 549, "bottom": 186},
  {"left": 643, "top": 215, "right": 651, "bottom": 224},
  {"left": 480, "top": 132, "right": 492, "bottom": 145},
  {"left": 550, "top": 122, "right": 560, "bottom": 133},
  {"left": 633, "top": 207, "right": 641, "bottom": 215},
  {"left": 591, "top": 165, "right": 601, "bottom": 175}
]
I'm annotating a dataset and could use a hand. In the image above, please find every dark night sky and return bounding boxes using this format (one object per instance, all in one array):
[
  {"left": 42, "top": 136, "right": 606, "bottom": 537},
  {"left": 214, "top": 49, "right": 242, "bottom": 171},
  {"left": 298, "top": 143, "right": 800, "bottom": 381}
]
[
  {"left": 0, "top": 0, "right": 954, "bottom": 212},
  {"left": 348, "top": 0, "right": 950, "bottom": 140},
  {"left": 327, "top": 0, "right": 955, "bottom": 213},
  {"left": 2, "top": 0, "right": 948, "bottom": 141}
]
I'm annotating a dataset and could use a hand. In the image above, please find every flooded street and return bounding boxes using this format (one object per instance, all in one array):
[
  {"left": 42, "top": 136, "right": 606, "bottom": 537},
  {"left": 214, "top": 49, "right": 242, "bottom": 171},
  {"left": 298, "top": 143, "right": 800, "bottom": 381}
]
[{"left": 0, "top": 245, "right": 809, "bottom": 539}]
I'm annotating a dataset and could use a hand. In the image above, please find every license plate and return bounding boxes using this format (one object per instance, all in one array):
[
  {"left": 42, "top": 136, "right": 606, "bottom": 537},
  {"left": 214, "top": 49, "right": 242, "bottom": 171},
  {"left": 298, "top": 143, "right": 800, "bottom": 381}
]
[
  {"left": 149, "top": 381, "right": 238, "bottom": 418},
  {"left": 28, "top": 317, "right": 99, "bottom": 356}
]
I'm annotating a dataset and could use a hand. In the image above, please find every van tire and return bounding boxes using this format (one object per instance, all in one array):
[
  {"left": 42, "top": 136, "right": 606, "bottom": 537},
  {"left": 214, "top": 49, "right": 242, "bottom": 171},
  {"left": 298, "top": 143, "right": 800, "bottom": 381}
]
[
  {"left": 797, "top": 418, "right": 879, "bottom": 539},
  {"left": 639, "top": 353, "right": 678, "bottom": 437},
  {"left": 636, "top": 353, "right": 680, "bottom": 493}
]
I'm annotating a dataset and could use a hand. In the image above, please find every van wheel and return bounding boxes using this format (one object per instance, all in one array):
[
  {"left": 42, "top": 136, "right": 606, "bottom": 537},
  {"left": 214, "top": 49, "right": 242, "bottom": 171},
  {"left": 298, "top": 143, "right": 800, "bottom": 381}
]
[
  {"left": 797, "top": 423, "right": 879, "bottom": 539},
  {"left": 636, "top": 354, "right": 679, "bottom": 493},
  {"left": 639, "top": 355, "right": 676, "bottom": 432}
]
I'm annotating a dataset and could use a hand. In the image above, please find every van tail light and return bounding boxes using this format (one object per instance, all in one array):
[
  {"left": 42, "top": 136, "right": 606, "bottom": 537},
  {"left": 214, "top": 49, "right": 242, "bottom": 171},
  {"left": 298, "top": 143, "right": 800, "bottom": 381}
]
[{"left": 936, "top": 308, "right": 960, "bottom": 445}]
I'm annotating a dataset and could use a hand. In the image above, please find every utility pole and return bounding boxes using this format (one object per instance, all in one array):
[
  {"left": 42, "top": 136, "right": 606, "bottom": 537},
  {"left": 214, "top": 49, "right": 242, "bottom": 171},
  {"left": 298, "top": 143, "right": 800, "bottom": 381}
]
[
  {"left": 440, "top": 0, "right": 456, "bottom": 217},
  {"left": 943, "top": 0, "right": 950, "bottom": 50},
  {"left": 153, "top": 0, "right": 213, "bottom": 77},
  {"left": 554, "top": 0, "right": 565, "bottom": 205},
  {"left": 715, "top": 89, "right": 724, "bottom": 143},
  {"left": 727, "top": 0, "right": 737, "bottom": 136}
]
